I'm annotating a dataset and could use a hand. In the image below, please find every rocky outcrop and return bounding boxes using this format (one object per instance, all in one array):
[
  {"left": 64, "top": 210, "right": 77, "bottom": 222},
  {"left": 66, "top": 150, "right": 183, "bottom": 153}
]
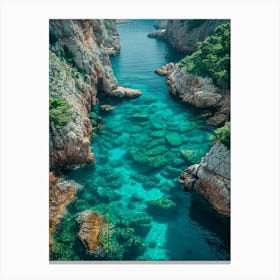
[
  {"left": 110, "top": 87, "right": 142, "bottom": 98},
  {"left": 166, "top": 64, "right": 222, "bottom": 108},
  {"left": 147, "top": 29, "right": 166, "bottom": 39},
  {"left": 76, "top": 210, "right": 106, "bottom": 254},
  {"left": 49, "top": 51, "right": 95, "bottom": 169},
  {"left": 156, "top": 63, "right": 230, "bottom": 124},
  {"left": 180, "top": 142, "right": 230, "bottom": 216},
  {"left": 49, "top": 173, "right": 77, "bottom": 246},
  {"left": 165, "top": 20, "right": 228, "bottom": 54}
]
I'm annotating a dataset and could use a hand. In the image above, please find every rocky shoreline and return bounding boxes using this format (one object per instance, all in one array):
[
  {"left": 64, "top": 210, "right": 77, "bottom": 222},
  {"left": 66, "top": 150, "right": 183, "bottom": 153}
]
[
  {"left": 155, "top": 63, "right": 230, "bottom": 126},
  {"left": 180, "top": 142, "right": 230, "bottom": 216},
  {"left": 49, "top": 19, "right": 231, "bottom": 260},
  {"left": 148, "top": 19, "right": 228, "bottom": 54},
  {"left": 49, "top": 19, "right": 142, "bottom": 253}
]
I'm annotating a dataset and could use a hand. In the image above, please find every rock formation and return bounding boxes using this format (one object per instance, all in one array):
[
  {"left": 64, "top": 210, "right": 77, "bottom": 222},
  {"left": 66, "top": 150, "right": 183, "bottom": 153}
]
[
  {"left": 180, "top": 142, "right": 230, "bottom": 216},
  {"left": 49, "top": 19, "right": 142, "bottom": 170},
  {"left": 156, "top": 63, "right": 230, "bottom": 125},
  {"left": 166, "top": 19, "right": 229, "bottom": 53},
  {"left": 76, "top": 210, "right": 106, "bottom": 254},
  {"left": 49, "top": 173, "right": 77, "bottom": 246},
  {"left": 147, "top": 29, "right": 166, "bottom": 39}
]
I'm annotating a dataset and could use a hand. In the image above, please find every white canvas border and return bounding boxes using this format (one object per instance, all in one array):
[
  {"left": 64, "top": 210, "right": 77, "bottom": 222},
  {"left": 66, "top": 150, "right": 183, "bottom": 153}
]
[{"left": 0, "top": 0, "right": 279, "bottom": 279}]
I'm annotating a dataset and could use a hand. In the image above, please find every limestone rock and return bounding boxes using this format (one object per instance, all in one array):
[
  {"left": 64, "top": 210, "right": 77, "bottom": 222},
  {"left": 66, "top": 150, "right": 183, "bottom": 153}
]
[
  {"left": 147, "top": 29, "right": 166, "bottom": 39},
  {"left": 110, "top": 86, "right": 143, "bottom": 98},
  {"left": 155, "top": 63, "right": 174, "bottom": 76},
  {"left": 164, "top": 64, "right": 230, "bottom": 125},
  {"left": 76, "top": 210, "right": 106, "bottom": 253},
  {"left": 165, "top": 20, "right": 228, "bottom": 54},
  {"left": 100, "top": 104, "right": 115, "bottom": 111},
  {"left": 180, "top": 142, "right": 230, "bottom": 216}
]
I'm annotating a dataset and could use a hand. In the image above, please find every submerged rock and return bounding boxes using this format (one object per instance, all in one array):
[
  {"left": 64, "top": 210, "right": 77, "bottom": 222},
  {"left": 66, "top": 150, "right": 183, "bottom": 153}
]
[
  {"left": 128, "top": 212, "right": 152, "bottom": 236},
  {"left": 180, "top": 142, "right": 230, "bottom": 216},
  {"left": 100, "top": 104, "right": 115, "bottom": 111},
  {"left": 129, "top": 114, "right": 150, "bottom": 122},
  {"left": 149, "top": 130, "right": 166, "bottom": 138},
  {"left": 146, "top": 197, "right": 176, "bottom": 217},
  {"left": 180, "top": 148, "right": 205, "bottom": 164},
  {"left": 165, "top": 133, "right": 182, "bottom": 146},
  {"left": 110, "top": 86, "right": 142, "bottom": 98}
]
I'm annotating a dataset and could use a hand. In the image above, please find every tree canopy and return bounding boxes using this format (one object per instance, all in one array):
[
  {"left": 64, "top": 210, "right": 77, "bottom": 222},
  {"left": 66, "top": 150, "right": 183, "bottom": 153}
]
[{"left": 179, "top": 23, "right": 230, "bottom": 89}]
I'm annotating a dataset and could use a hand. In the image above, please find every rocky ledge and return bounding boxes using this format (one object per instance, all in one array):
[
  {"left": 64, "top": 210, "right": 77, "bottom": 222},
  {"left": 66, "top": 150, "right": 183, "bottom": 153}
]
[
  {"left": 156, "top": 63, "right": 230, "bottom": 126},
  {"left": 76, "top": 210, "right": 106, "bottom": 254},
  {"left": 49, "top": 172, "right": 77, "bottom": 247},
  {"left": 180, "top": 142, "right": 230, "bottom": 216}
]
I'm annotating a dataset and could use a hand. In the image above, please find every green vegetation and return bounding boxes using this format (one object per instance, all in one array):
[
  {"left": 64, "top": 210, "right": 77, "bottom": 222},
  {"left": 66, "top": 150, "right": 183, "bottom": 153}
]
[
  {"left": 104, "top": 19, "right": 113, "bottom": 30},
  {"left": 49, "top": 97, "right": 73, "bottom": 129},
  {"left": 179, "top": 23, "right": 230, "bottom": 88},
  {"left": 50, "top": 213, "right": 79, "bottom": 261},
  {"left": 210, "top": 121, "right": 230, "bottom": 148}
]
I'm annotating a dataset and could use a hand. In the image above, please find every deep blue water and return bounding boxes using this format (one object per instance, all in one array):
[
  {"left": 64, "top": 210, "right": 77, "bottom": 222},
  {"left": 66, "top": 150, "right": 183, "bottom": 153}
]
[{"left": 56, "top": 20, "right": 230, "bottom": 261}]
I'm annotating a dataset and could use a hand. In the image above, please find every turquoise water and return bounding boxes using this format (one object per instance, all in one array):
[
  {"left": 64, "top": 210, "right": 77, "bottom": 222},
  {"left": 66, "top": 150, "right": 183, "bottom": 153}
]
[{"left": 53, "top": 20, "right": 230, "bottom": 261}]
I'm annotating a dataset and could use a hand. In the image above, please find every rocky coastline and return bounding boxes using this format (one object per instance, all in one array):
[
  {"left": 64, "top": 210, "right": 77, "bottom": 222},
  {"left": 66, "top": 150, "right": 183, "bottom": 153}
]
[
  {"left": 49, "top": 19, "right": 231, "bottom": 260},
  {"left": 180, "top": 142, "right": 230, "bottom": 216},
  {"left": 49, "top": 19, "right": 142, "bottom": 253},
  {"left": 152, "top": 21, "right": 230, "bottom": 216},
  {"left": 148, "top": 19, "right": 228, "bottom": 54}
]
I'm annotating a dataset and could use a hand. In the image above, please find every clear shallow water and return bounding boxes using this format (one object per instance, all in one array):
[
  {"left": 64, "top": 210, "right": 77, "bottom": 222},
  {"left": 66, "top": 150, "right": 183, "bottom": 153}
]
[{"left": 54, "top": 20, "right": 230, "bottom": 261}]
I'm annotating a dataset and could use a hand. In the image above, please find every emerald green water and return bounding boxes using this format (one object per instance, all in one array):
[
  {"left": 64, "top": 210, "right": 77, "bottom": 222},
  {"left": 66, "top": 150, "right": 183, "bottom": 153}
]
[{"left": 52, "top": 20, "right": 230, "bottom": 261}]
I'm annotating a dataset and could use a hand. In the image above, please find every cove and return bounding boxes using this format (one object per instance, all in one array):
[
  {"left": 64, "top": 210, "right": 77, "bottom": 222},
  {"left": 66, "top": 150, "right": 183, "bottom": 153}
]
[{"left": 60, "top": 20, "right": 230, "bottom": 261}]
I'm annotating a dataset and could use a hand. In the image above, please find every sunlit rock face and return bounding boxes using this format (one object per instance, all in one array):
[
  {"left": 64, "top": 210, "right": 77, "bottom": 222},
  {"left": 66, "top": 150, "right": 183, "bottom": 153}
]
[{"left": 180, "top": 142, "right": 230, "bottom": 216}]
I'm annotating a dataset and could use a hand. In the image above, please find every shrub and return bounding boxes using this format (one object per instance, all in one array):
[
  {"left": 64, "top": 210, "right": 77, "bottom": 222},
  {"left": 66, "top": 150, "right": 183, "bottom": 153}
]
[
  {"left": 49, "top": 97, "right": 73, "bottom": 129},
  {"left": 179, "top": 22, "right": 230, "bottom": 88},
  {"left": 104, "top": 19, "right": 113, "bottom": 30},
  {"left": 210, "top": 122, "right": 230, "bottom": 148}
]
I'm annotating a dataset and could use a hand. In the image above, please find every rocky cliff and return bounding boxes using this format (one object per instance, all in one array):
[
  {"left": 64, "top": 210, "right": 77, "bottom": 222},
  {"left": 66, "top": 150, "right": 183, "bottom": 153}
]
[
  {"left": 148, "top": 19, "right": 228, "bottom": 54},
  {"left": 49, "top": 19, "right": 142, "bottom": 170},
  {"left": 180, "top": 142, "right": 230, "bottom": 216}
]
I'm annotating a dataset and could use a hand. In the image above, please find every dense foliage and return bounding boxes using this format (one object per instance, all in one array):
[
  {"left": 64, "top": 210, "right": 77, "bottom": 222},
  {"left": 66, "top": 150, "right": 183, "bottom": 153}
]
[
  {"left": 210, "top": 122, "right": 230, "bottom": 148},
  {"left": 49, "top": 97, "right": 73, "bottom": 129},
  {"left": 179, "top": 23, "right": 230, "bottom": 88}
]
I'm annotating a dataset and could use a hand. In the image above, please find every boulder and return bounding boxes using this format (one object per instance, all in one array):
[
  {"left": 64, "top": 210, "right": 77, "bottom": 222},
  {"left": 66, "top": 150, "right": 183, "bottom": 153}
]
[
  {"left": 146, "top": 197, "right": 176, "bottom": 217},
  {"left": 111, "top": 86, "right": 142, "bottom": 98},
  {"left": 76, "top": 210, "right": 106, "bottom": 253},
  {"left": 100, "top": 104, "right": 115, "bottom": 111}
]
